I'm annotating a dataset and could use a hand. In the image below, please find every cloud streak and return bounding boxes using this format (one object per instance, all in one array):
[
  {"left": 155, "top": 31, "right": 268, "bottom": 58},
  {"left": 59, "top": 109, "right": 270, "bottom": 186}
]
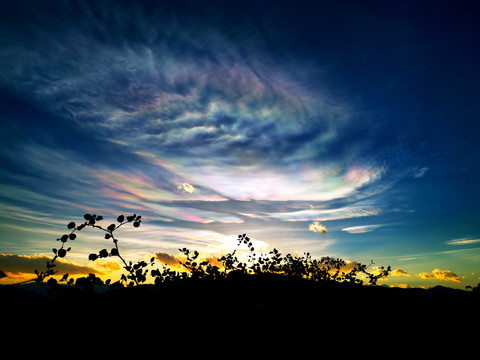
[
  {"left": 341, "top": 225, "right": 383, "bottom": 234},
  {"left": 446, "top": 238, "right": 480, "bottom": 246}
]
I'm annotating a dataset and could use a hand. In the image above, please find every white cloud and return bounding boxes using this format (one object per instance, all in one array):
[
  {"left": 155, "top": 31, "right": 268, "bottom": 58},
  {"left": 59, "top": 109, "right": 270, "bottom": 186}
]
[
  {"left": 308, "top": 221, "right": 327, "bottom": 235},
  {"left": 177, "top": 182, "right": 196, "bottom": 193}
]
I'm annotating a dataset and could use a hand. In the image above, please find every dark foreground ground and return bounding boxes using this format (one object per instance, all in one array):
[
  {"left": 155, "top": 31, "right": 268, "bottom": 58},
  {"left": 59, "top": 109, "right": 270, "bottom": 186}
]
[{"left": 2, "top": 276, "right": 479, "bottom": 342}]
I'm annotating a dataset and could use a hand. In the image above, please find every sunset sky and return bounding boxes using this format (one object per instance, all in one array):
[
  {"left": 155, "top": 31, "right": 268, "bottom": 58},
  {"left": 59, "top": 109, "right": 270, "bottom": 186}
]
[{"left": 1, "top": 0, "right": 479, "bottom": 289}]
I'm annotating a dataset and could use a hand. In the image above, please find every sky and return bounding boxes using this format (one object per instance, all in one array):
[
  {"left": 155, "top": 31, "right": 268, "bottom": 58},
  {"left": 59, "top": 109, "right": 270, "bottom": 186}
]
[{"left": 0, "top": 0, "right": 479, "bottom": 289}]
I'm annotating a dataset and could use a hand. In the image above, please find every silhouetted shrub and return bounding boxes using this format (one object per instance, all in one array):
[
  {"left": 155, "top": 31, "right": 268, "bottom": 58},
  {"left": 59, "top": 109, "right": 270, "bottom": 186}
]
[
  {"left": 4, "top": 212, "right": 480, "bottom": 337},
  {"left": 466, "top": 283, "right": 480, "bottom": 294},
  {"left": 32, "top": 212, "right": 391, "bottom": 288}
]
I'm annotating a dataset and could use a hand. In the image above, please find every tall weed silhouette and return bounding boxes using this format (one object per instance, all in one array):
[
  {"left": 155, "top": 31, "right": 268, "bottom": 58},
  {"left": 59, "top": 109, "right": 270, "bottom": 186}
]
[{"left": 34, "top": 213, "right": 151, "bottom": 287}]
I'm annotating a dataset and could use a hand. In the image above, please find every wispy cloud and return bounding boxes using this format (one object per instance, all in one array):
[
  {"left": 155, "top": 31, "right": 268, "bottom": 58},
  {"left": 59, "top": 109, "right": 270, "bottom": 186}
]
[
  {"left": 446, "top": 238, "right": 480, "bottom": 246},
  {"left": 413, "top": 167, "right": 429, "bottom": 178},
  {"left": 267, "top": 205, "right": 383, "bottom": 222},
  {"left": 341, "top": 224, "right": 383, "bottom": 234}
]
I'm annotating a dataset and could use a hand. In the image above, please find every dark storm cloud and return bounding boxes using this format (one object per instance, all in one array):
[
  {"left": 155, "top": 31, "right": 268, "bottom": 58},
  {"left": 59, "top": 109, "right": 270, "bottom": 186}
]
[{"left": 154, "top": 252, "right": 180, "bottom": 267}]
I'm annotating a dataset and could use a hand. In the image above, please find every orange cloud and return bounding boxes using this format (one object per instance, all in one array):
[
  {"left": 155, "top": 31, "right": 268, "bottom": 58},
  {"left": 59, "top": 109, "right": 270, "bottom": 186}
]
[
  {"left": 390, "top": 284, "right": 414, "bottom": 289},
  {"left": 417, "top": 269, "right": 461, "bottom": 283},
  {"left": 94, "top": 260, "right": 122, "bottom": 273},
  {"left": 391, "top": 269, "right": 410, "bottom": 277}
]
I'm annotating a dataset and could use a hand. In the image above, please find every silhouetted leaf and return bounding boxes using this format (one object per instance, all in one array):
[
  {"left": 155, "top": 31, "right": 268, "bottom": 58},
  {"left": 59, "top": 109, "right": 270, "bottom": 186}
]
[
  {"left": 84, "top": 214, "right": 92, "bottom": 220},
  {"left": 58, "top": 248, "right": 66, "bottom": 258},
  {"left": 89, "top": 254, "right": 98, "bottom": 261},
  {"left": 105, "top": 233, "right": 111, "bottom": 239},
  {"left": 99, "top": 249, "right": 108, "bottom": 258},
  {"left": 96, "top": 216, "right": 103, "bottom": 221},
  {"left": 107, "top": 224, "right": 116, "bottom": 231},
  {"left": 67, "top": 222, "right": 76, "bottom": 229},
  {"left": 69, "top": 233, "right": 76, "bottom": 240},
  {"left": 133, "top": 221, "right": 140, "bottom": 227},
  {"left": 117, "top": 215, "right": 125, "bottom": 222},
  {"left": 60, "top": 234, "right": 69, "bottom": 242}
]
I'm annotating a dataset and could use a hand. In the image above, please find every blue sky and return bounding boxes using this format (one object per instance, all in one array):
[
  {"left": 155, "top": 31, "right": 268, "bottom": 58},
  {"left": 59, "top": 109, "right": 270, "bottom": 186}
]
[{"left": 0, "top": 0, "right": 479, "bottom": 288}]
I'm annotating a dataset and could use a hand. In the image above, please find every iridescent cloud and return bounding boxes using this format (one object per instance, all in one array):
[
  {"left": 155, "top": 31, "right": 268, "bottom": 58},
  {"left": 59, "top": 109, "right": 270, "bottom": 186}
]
[{"left": 0, "top": 1, "right": 403, "bottom": 266}]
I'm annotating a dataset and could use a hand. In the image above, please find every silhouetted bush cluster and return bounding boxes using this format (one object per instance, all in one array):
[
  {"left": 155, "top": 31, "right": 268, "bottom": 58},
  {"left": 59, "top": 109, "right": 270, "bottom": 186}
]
[
  {"left": 2, "top": 213, "right": 480, "bottom": 338},
  {"left": 31, "top": 214, "right": 391, "bottom": 289}
]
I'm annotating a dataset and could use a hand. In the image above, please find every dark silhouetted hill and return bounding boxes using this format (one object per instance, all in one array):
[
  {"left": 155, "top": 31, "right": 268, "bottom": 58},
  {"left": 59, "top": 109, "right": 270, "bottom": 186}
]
[{"left": 2, "top": 275, "right": 479, "bottom": 341}]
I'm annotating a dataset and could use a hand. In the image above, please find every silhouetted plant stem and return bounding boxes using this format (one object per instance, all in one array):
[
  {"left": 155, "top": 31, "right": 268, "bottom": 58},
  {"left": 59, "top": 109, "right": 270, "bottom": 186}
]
[
  {"left": 85, "top": 214, "right": 148, "bottom": 286},
  {"left": 86, "top": 221, "right": 138, "bottom": 284},
  {"left": 31, "top": 213, "right": 147, "bottom": 286}
]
